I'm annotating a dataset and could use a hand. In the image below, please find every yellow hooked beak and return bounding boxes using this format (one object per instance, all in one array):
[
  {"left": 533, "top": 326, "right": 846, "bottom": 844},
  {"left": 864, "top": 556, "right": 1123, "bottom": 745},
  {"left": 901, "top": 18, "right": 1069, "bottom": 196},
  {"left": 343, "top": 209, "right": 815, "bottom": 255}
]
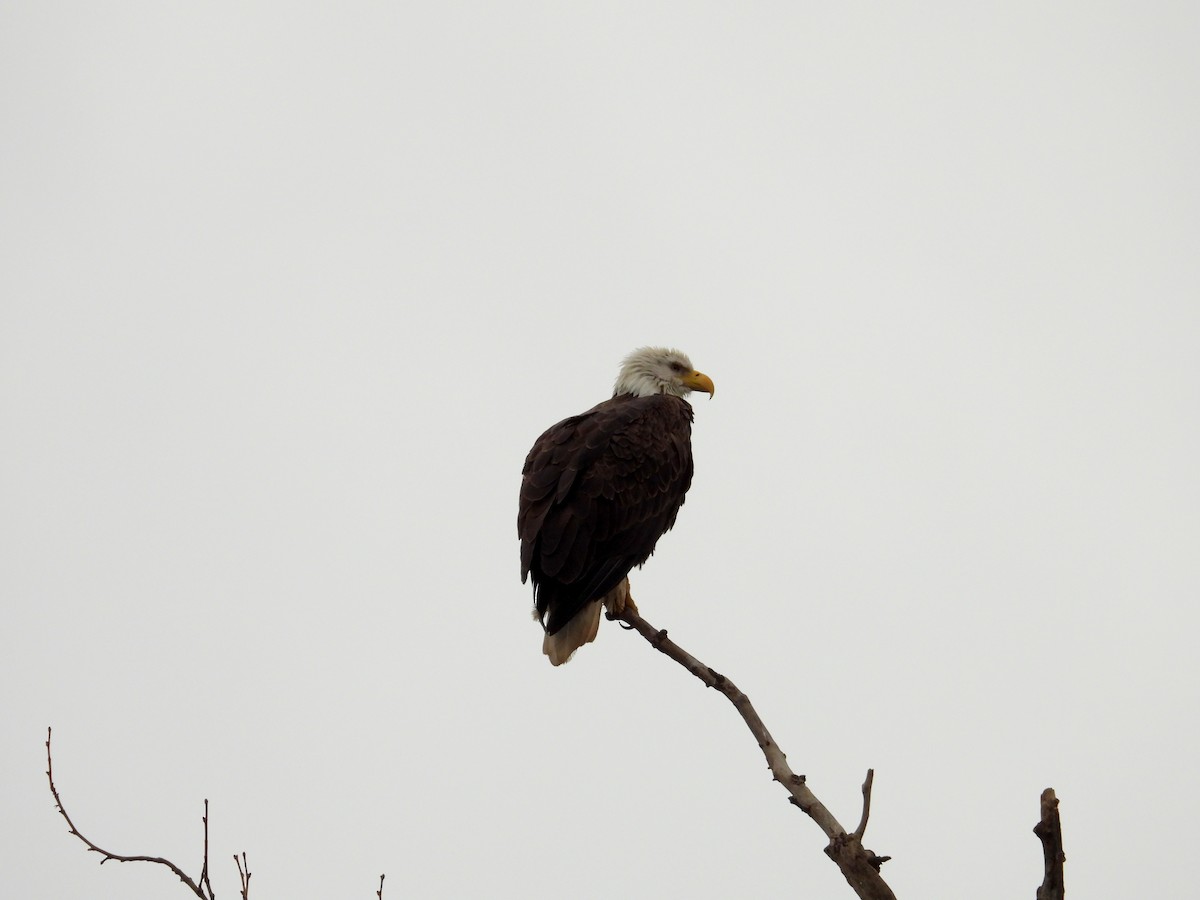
[{"left": 681, "top": 370, "right": 715, "bottom": 397}]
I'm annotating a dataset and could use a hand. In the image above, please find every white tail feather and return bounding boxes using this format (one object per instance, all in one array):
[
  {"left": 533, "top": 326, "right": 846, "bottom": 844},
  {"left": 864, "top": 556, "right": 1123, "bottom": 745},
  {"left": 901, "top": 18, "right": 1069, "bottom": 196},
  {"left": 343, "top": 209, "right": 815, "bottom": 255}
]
[
  {"left": 543, "top": 600, "right": 602, "bottom": 666},
  {"left": 541, "top": 579, "right": 631, "bottom": 666}
]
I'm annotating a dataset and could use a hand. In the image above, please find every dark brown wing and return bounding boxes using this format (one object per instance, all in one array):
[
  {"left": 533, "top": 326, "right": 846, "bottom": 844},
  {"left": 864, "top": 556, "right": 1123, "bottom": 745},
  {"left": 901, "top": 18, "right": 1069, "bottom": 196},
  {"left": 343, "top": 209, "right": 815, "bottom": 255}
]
[{"left": 518, "top": 394, "right": 695, "bottom": 635}]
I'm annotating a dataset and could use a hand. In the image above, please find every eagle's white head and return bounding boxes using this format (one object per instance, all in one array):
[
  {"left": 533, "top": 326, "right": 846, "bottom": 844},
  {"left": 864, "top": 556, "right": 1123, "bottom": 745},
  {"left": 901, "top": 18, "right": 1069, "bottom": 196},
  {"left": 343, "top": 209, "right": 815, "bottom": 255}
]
[{"left": 613, "top": 347, "right": 716, "bottom": 399}]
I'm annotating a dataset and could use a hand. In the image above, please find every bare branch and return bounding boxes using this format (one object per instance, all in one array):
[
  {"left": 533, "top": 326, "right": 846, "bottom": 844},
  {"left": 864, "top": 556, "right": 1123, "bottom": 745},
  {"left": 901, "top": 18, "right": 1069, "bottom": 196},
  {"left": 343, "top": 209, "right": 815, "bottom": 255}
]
[
  {"left": 377, "top": 873, "right": 386, "bottom": 899},
  {"left": 613, "top": 612, "right": 897, "bottom": 900},
  {"left": 1033, "top": 788, "right": 1065, "bottom": 900},
  {"left": 45, "top": 727, "right": 212, "bottom": 899}
]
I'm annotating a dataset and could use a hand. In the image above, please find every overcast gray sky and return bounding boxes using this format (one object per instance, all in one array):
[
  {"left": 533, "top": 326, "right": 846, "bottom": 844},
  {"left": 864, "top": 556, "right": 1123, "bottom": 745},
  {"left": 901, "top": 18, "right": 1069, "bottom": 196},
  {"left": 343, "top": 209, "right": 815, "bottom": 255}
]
[{"left": 3, "top": 3, "right": 1198, "bottom": 898}]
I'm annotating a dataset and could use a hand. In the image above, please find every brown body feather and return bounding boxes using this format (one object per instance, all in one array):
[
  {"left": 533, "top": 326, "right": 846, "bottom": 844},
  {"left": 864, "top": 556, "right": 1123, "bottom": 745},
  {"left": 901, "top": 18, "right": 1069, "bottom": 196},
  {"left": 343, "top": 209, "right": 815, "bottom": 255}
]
[{"left": 519, "top": 393, "right": 695, "bottom": 661}]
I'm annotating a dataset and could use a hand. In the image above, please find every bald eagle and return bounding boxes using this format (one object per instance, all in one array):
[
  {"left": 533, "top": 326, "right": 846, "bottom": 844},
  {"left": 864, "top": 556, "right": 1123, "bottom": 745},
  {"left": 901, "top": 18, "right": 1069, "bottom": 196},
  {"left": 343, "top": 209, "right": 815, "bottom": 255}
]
[{"left": 519, "top": 347, "right": 715, "bottom": 665}]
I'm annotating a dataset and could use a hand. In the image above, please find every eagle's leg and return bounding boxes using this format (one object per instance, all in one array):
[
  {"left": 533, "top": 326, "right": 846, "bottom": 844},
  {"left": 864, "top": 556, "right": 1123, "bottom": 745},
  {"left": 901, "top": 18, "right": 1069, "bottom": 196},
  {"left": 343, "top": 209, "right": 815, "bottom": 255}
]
[{"left": 603, "top": 577, "right": 638, "bottom": 623}]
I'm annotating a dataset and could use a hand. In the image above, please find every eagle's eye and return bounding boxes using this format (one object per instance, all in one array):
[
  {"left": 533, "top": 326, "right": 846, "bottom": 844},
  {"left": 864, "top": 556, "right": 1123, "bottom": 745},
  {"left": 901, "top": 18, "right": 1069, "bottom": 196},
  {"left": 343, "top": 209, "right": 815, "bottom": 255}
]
[{"left": 669, "top": 361, "right": 686, "bottom": 373}]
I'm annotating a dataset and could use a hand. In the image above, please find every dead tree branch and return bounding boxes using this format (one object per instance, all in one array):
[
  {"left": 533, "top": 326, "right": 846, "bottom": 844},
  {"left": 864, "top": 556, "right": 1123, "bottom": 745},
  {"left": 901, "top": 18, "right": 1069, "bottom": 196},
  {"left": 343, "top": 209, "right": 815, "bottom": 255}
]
[
  {"left": 614, "top": 610, "right": 897, "bottom": 900},
  {"left": 45, "top": 727, "right": 213, "bottom": 898},
  {"left": 1033, "top": 788, "right": 1065, "bottom": 900},
  {"left": 45, "top": 726, "right": 252, "bottom": 900},
  {"left": 853, "top": 769, "right": 876, "bottom": 841}
]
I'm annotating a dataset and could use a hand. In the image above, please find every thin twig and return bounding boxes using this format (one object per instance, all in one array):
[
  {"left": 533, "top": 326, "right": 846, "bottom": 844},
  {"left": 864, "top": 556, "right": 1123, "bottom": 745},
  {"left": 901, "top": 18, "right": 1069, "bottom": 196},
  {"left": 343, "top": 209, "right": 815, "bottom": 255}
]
[
  {"left": 45, "top": 727, "right": 210, "bottom": 899},
  {"left": 377, "top": 873, "right": 386, "bottom": 899},
  {"left": 1033, "top": 788, "right": 1065, "bottom": 900},
  {"left": 201, "top": 800, "right": 215, "bottom": 900},
  {"left": 234, "top": 852, "right": 251, "bottom": 900},
  {"left": 613, "top": 611, "right": 897, "bottom": 900}
]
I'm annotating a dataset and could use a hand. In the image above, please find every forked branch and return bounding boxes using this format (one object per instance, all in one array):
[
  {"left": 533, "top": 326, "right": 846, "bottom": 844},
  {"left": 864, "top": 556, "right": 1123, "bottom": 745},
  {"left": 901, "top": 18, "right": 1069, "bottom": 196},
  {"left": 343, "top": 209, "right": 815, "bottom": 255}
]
[
  {"left": 614, "top": 610, "right": 896, "bottom": 900},
  {"left": 235, "top": 851, "right": 252, "bottom": 899}
]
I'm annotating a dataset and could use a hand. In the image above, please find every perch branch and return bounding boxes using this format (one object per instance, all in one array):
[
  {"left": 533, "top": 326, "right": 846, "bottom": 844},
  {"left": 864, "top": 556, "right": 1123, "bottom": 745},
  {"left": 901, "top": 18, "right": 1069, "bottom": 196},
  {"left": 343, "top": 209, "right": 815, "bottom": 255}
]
[
  {"left": 45, "top": 727, "right": 214, "bottom": 899},
  {"left": 377, "top": 873, "right": 386, "bottom": 898},
  {"left": 1033, "top": 788, "right": 1065, "bottom": 900},
  {"left": 613, "top": 611, "right": 896, "bottom": 900}
]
